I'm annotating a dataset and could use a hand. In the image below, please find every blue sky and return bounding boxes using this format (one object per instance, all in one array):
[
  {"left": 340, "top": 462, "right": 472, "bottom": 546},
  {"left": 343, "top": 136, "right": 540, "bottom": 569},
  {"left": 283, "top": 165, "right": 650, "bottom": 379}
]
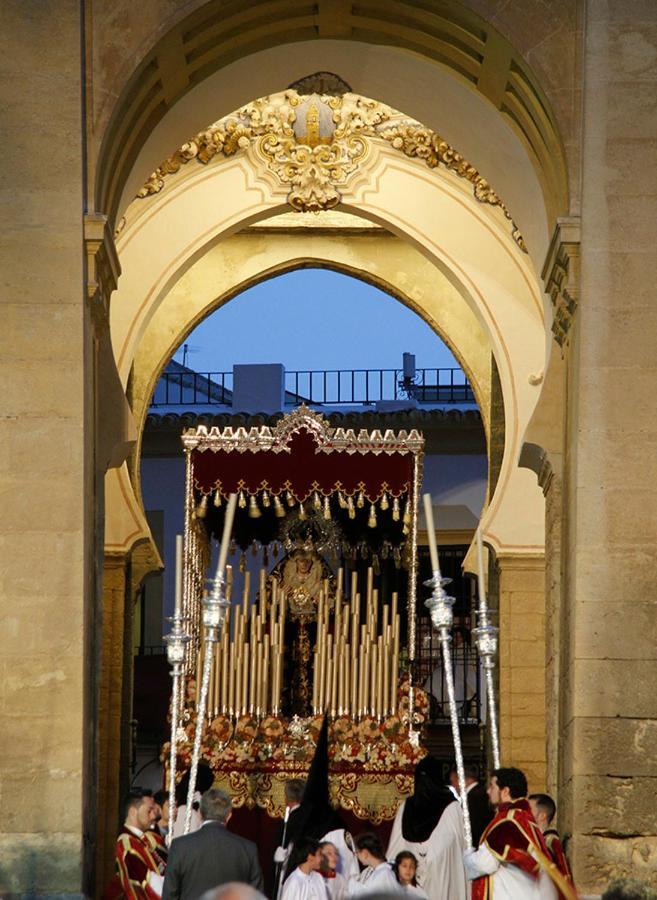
[{"left": 175, "top": 268, "right": 459, "bottom": 372}]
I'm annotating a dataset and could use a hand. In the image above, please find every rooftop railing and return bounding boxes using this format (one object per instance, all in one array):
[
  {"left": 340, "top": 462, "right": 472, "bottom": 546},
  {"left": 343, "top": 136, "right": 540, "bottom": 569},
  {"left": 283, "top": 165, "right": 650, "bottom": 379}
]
[{"left": 150, "top": 367, "right": 476, "bottom": 407}]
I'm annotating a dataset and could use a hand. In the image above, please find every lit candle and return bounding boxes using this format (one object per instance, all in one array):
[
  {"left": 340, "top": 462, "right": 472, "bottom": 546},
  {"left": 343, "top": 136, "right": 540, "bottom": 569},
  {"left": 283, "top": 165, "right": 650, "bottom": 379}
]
[{"left": 423, "top": 493, "right": 440, "bottom": 574}]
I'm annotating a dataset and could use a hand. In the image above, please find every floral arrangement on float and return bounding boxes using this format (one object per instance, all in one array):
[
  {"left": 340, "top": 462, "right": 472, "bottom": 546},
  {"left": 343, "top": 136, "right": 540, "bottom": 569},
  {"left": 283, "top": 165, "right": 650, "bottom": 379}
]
[{"left": 161, "top": 675, "right": 429, "bottom": 777}]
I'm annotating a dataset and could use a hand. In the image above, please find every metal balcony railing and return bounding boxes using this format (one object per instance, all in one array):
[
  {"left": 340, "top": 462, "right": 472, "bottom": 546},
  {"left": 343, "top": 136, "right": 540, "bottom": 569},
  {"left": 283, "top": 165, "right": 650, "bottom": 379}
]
[{"left": 150, "top": 367, "right": 476, "bottom": 407}]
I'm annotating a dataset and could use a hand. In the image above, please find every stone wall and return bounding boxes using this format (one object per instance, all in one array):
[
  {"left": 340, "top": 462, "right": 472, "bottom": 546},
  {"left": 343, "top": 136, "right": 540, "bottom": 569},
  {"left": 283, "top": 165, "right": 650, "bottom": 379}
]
[
  {"left": 498, "top": 554, "right": 547, "bottom": 794},
  {"left": 558, "top": 1, "right": 657, "bottom": 890}
]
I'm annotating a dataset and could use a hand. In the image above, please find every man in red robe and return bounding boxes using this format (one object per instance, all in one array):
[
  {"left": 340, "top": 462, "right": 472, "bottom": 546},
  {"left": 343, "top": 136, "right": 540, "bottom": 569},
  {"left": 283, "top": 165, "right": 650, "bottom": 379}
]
[
  {"left": 116, "top": 789, "right": 167, "bottom": 899},
  {"left": 463, "top": 768, "right": 577, "bottom": 900},
  {"left": 529, "top": 793, "right": 575, "bottom": 890}
]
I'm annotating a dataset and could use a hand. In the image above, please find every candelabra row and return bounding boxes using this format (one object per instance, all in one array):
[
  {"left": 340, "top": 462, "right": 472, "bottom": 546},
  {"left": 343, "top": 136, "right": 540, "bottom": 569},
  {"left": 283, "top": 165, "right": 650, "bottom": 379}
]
[
  {"left": 193, "top": 565, "right": 404, "bottom": 721},
  {"left": 311, "top": 575, "right": 401, "bottom": 718},
  {"left": 198, "top": 568, "right": 287, "bottom": 718}
]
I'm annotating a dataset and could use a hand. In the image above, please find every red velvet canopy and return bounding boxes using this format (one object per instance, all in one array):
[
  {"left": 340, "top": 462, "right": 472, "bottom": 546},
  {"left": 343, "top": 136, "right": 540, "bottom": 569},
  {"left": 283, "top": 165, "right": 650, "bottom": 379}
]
[
  {"left": 192, "top": 428, "right": 415, "bottom": 501},
  {"left": 183, "top": 407, "right": 424, "bottom": 504}
]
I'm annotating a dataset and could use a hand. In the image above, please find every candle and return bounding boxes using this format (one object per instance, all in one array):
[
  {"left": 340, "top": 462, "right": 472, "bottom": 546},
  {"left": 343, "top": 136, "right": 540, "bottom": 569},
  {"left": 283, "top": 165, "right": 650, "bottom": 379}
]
[
  {"left": 358, "top": 644, "right": 366, "bottom": 716},
  {"left": 217, "top": 493, "right": 238, "bottom": 578},
  {"left": 242, "top": 644, "right": 250, "bottom": 717},
  {"left": 242, "top": 571, "right": 251, "bottom": 618},
  {"left": 234, "top": 652, "right": 241, "bottom": 715},
  {"left": 391, "top": 650, "right": 399, "bottom": 713},
  {"left": 331, "top": 641, "right": 339, "bottom": 716},
  {"left": 312, "top": 651, "right": 319, "bottom": 713},
  {"left": 174, "top": 534, "right": 183, "bottom": 618},
  {"left": 476, "top": 528, "right": 488, "bottom": 616},
  {"left": 350, "top": 642, "right": 358, "bottom": 714},
  {"left": 337, "top": 567, "right": 344, "bottom": 602},
  {"left": 259, "top": 567, "right": 267, "bottom": 621},
  {"left": 350, "top": 572, "right": 358, "bottom": 614},
  {"left": 221, "top": 632, "right": 229, "bottom": 712},
  {"left": 383, "top": 638, "right": 390, "bottom": 716},
  {"left": 263, "top": 638, "right": 270, "bottom": 716},
  {"left": 250, "top": 642, "right": 257, "bottom": 713},
  {"left": 423, "top": 493, "right": 440, "bottom": 574},
  {"left": 377, "top": 636, "right": 384, "bottom": 718}
]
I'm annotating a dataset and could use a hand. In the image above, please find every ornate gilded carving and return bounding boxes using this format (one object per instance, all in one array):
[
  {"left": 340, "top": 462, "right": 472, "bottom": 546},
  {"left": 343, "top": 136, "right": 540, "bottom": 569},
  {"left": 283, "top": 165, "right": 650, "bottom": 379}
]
[
  {"left": 542, "top": 218, "right": 581, "bottom": 349},
  {"left": 181, "top": 404, "right": 425, "bottom": 457},
  {"left": 137, "top": 91, "right": 526, "bottom": 251}
]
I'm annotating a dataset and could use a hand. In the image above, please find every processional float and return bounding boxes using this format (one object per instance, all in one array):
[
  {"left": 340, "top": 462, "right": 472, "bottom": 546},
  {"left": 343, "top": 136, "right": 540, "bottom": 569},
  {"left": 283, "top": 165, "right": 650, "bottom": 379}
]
[{"left": 164, "top": 406, "right": 500, "bottom": 842}]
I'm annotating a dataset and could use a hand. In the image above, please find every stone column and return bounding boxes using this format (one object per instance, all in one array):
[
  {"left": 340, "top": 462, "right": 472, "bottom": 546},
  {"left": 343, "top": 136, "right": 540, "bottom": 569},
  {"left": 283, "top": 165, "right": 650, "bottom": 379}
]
[
  {"left": 0, "top": 3, "right": 91, "bottom": 895},
  {"left": 557, "top": 3, "right": 657, "bottom": 891},
  {"left": 497, "top": 553, "right": 547, "bottom": 793},
  {"left": 95, "top": 554, "right": 130, "bottom": 895}
]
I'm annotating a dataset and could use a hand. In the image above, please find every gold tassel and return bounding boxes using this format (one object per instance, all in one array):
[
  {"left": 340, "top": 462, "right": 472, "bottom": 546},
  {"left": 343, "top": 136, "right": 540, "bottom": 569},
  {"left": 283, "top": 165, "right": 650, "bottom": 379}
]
[
  {"left": 356, "top": 490, "right": 365, "bottom": 509},
  {"left": 381, "top": 541, "right": 389, "bottom": 559},
  {"left": 313, "top": 491, "right": 321, "bottom": 510},
  {"left": 238, "top": 490, "right": 247, "bottom": 509},
  {"left": 392, "top": 497, "right": 400, "bottom": 521},
  {"left": 372, "top": 553, "right": 380, "bottom": 575},
  {"left": 368, "top": 503, "right": 377, "bottom": 528},
  {"left": 403, "top": 498, "right": 411, "bottom": 526},
  {"left": 286, "top": 490, "right": 295, "bottom": 507},
  {"left": 338, "top": 492, "right": 347, "bottom": 509},
  {"left": 229, "top": 539, "right": 236, "bottom": 556},
  {"left": 213, "top": 489, "right": 222, "bottom": 508},
  {"left": 380, "top": 492, "right": 389, "bottom": 511},
  {"left": 262, "top": 490, "right": 271, "bottom": 508},
  {"left": 393, "top": 547, "right": 401, "bottom": 569},
  {"left": 299, "top": 501, "right": 307, "bottom": 521},
  {"left": 274, "top": 496, "right": 285, "bottom": 518},
  {"left": 347, "top": 496, "right": 356, "bottom": 520},
  {"left": 323, "top": 496, "right": 331, "bottom": 520},
  {"left": 248, "top": 495, "right": 262, "bottom": 519},
  {"left": 239, "top": 551, "right": 247, "bottom": 573},
  {"left": 196, "top": 494, "right": 209, "bottom": 518},
  {"left": 272, "top": 541, "right": 280, "bottom": 557}
]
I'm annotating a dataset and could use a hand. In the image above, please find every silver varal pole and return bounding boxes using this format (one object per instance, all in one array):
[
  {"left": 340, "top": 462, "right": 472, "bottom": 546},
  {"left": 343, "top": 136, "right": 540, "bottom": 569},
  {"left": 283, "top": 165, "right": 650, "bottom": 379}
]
[
  {"left": 423, "top": 494, "right": 472, "bottom": 849},
  {"left": 164, "top": 609, "right": 190, "bottom": 847},
  {"left": 473, "top": 528, "right": 501, "bottom": 769},
  {"left": 184, "top": 494, "right": 237, "bottom": 834}
]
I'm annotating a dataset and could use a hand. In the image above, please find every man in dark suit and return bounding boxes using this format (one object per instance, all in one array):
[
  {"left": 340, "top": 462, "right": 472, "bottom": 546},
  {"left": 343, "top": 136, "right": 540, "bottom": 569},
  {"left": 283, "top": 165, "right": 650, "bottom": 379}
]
[
  {"left": 448, "top": 762, "right": 494, "bottom": 848},
  {"left": 162, "top": 787, "right": 264, "bottom": 900}
]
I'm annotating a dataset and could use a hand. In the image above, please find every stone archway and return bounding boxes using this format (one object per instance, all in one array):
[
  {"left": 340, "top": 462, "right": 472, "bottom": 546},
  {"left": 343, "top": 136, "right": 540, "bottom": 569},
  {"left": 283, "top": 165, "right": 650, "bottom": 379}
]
[{"left": 110, "top": 90, "right": 547, "bottom": 560}]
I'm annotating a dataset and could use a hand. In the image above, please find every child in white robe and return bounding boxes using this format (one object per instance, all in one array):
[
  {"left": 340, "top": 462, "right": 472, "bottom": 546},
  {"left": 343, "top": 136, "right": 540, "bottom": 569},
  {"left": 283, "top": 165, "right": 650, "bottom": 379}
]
[
  {"left": 393, "top": 852, "right": 429, "bottom": 899},
  {"left": 319, "top": 841, "right": 349, "bottom": 900},
  {"left": 348, "top": 833, "right": 400, "bottom": 896},
  {"left": 282, "top": 838, "right": 328, "bottom": 900}
]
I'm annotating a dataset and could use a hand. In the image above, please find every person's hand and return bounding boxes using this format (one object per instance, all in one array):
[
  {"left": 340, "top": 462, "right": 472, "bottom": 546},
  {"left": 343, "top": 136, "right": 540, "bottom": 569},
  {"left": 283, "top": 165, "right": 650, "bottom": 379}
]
[{"left": 274, "top": 846, "right": 287, "bottom": 864}]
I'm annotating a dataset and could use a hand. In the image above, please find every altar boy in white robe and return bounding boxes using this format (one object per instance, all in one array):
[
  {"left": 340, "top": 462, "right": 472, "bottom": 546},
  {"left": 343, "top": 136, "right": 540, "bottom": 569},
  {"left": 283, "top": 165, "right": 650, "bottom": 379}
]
[
  {"left": 281, "top": 838, "right": 327, "bottom": 900},
  {"left": 348, "top": 833, "right": 399, "bottom": 896},
  {"left": 387, "top": 756, "right": 467, "bottom": 900}
]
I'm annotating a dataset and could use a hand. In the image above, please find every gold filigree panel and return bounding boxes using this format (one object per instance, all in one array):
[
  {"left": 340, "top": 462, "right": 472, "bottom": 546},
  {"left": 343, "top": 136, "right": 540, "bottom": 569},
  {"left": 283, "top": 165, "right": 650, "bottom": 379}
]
[{"left": 137, "top": 91, "right": 526, "bottom": 251}]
